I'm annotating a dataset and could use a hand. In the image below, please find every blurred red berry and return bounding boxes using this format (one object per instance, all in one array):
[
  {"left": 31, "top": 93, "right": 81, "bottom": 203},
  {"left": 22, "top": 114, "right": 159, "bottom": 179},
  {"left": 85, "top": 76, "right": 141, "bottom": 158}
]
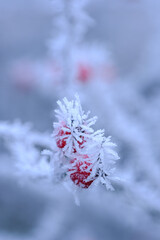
[
  {"left": 12, "top": 61, "right": 35, "bottom": 92},
  {"left": 69, "top": 155, "right": 94, "bottom": 188},
  {"left": 77, "top": 63, "right": 92, "bottom": 83}
]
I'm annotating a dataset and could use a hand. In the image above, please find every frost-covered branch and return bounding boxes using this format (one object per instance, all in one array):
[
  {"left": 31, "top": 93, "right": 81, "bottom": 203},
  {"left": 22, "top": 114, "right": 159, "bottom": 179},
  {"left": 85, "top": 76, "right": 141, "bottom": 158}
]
[
  {"left": 0, "top": 121, "right": 53, "bottom": 180},
  {"left": 48, "top": 0, "right": 93, "bottom": 85},
  {"left": 43, "top": 95, "right": 119, "bottom": 190},
  {"left": 0, "top": 95, "right": 119, "bottom": 192}
]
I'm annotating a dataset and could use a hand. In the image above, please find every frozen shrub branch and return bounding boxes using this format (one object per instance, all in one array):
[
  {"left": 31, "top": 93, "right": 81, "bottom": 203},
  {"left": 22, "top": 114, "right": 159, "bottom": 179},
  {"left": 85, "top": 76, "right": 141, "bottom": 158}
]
[
  {"left": 48, "top": 0, "right": 93, "bottom": 85},
  {"left": 44, "top": 95, "right": 119, "bottom": 190},
  {"left": 0, "top": 95, "right": 119, "bottom": 192},
  {"left": 0, "top": 121, "right": 53, "bottom": 180}
]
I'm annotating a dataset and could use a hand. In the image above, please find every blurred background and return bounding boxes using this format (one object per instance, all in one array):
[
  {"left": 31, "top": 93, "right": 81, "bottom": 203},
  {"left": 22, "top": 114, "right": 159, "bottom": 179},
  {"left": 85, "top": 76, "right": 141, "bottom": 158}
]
[{"left": 1, "top": 0, "right": 160, "bottom": 239}]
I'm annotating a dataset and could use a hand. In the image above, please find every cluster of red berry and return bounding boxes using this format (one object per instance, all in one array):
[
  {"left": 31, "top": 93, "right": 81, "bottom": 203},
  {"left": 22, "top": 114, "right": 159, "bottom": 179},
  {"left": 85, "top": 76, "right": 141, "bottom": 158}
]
[{"left": 55, "top": 122, "right": 94, "bottom": 188}]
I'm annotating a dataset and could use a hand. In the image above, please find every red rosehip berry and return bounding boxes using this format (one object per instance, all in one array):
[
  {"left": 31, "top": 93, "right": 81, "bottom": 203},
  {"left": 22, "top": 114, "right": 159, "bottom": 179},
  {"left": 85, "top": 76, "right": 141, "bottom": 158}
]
[
  {"left": 77, "top": 135, "right": 85, "bottom": 147},
  {"left": 73, "top": 135, "right": 86, "bottom": 153},
  {"left": 56, "top": 123, "right": 71, "bottom": 148},
  {"left": 69, "top": 155, "right": 94, "bottom": 188}
]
